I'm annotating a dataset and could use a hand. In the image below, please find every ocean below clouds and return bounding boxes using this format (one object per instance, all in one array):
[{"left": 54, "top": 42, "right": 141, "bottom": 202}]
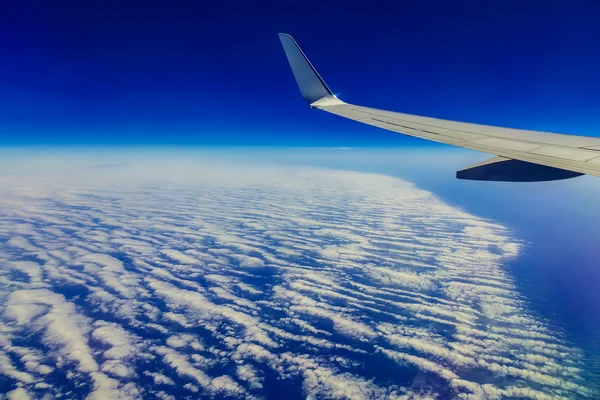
[{"left": 0, "top": 150, "right": 594, "bottom": 399}]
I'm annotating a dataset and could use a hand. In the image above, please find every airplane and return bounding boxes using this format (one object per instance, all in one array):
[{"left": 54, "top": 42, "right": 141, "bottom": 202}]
[{"left": 279, "top": 33, "right": 600, "bottom": 182}]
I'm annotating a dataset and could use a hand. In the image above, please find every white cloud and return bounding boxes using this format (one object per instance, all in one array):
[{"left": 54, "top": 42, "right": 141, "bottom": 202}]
[
  {"left": 7, "top": 388, "right": 32, "bottom": 400},
  {"left": 236, "top": 364, "right": 263, "bottom": 389},
  {"left": 5, "top": 289, "right": 99, "bottom": 373},
  {"left": 143, "top": 371, "right": 175, "bottom": 386},
  {"left": 160, "top": 250, "right": 200, "bottom": 265}
]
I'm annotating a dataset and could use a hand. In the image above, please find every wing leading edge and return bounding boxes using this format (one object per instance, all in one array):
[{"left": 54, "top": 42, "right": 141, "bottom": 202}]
[{"left": 278, "top": 33, "right": 600, "bottom": 182}]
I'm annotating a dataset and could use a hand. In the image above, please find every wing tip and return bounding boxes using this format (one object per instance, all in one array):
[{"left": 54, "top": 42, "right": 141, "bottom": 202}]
[{"left": 278, "top": 33, "right": 334, "bottom": 104}]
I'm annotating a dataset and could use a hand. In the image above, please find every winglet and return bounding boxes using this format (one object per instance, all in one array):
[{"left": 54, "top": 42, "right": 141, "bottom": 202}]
[{"left": 278, "top": 33, "right": 340, "bottom": 106}]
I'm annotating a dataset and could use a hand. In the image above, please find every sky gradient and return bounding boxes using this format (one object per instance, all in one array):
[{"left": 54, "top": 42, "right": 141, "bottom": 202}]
[
  {"left": 2, "top": 0, "right": 600, "bottom": 146},
  {"left": 2, "top": 3, "right": 600, "bottom": 397}
]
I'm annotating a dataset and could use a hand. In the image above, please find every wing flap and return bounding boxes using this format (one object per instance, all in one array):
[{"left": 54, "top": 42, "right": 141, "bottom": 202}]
[
  {"left": 528, "top": 146, "right": 599, "bottom": 162},
  {"left": 585, "top": 156, "right": 600, "bottom": 165},
  {"left": 467, "top": 138, "right": 542, "bottom": 152}
]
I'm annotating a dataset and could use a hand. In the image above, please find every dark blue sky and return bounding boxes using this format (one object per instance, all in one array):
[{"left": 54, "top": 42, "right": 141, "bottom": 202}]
[{"left": 2, "top": 0, "right": 600, "bottom": 146}]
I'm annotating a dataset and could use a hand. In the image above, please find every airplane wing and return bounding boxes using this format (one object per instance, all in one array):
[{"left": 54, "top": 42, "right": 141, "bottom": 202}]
[{"left": 278, "top": 33, "right": 600, "bottom": 182}]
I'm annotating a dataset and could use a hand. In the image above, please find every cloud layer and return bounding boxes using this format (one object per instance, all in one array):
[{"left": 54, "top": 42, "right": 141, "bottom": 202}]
[{"left": 0, "top": 159, "right": 592, "bottom": 399}]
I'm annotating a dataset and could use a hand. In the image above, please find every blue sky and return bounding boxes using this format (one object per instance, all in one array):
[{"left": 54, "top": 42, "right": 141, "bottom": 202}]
[{"left": 2, "top": 0, "right": 600, "bottom": 146}]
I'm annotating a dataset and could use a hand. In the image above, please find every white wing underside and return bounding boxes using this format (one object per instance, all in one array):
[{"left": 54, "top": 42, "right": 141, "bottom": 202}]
[{"left": 279, "top": 33, "right": 600, "bottom": 181}]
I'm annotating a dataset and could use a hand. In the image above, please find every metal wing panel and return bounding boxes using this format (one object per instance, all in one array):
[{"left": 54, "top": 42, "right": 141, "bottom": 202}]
[{"left": 317, "top": 103, "right": 600, "bottom": 177}]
